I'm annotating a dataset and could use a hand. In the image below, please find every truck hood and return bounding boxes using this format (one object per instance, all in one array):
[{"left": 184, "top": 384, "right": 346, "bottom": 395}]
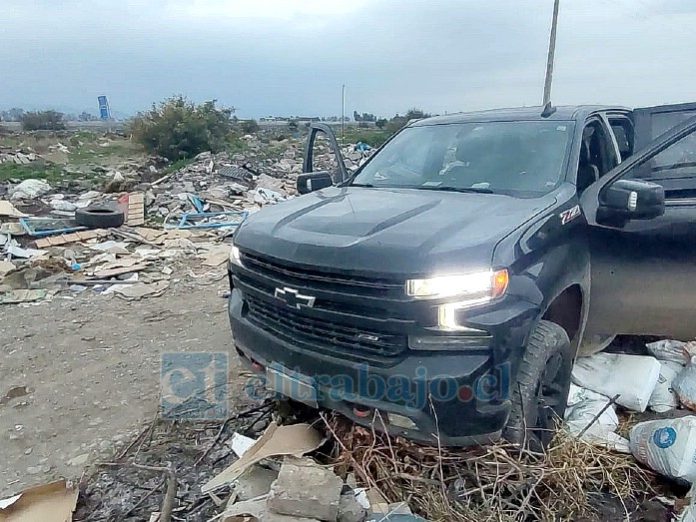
[{"left": 235, "top": 186, "right": 555, "bottom": 276}]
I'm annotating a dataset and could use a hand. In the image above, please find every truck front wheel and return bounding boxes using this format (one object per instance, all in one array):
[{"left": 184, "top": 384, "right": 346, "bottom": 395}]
[{"left": 504, "top": 320, "right": 573, "bottom": 449}]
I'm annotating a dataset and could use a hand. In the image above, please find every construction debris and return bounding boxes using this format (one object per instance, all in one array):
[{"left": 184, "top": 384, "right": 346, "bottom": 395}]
[
  {"left": 267, "top": 457, "right": 344, "bottom": 521},
  {"left": 0, "top": 134, "right": 367, "bottom": 306}
]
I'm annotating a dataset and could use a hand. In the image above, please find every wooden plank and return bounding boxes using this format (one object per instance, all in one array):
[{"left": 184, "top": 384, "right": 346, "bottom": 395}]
[{"left": 35, "top": 229, "right": 106, "bottom": 248}]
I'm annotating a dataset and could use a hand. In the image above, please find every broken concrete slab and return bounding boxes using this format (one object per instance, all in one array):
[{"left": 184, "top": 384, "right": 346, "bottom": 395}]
[
  {"left": 219, "top": 497, "right": 267, "bottom": 521},
  {"left": 201, "top": 244, "right": 232, "bottom": 267},
  {"left": 112, "top": 280, "right": 169, "bottom": 300},
  {"left": 235, "top": 465, "right": 279, "bottom": 501},
  {"left": 267, "top": 457, "right": 343, "bottom": 521},
  {"left": 337, "top": 491, "right": 367, "bottom": 522}
]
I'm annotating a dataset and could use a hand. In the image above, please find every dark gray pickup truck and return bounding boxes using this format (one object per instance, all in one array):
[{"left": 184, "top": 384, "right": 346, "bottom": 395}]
[{"left": 227, "top": 103, "right": 696, "bottom": 447}]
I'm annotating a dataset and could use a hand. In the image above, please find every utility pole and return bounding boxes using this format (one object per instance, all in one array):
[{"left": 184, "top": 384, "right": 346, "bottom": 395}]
[
  {"left": 341, "top": 84, "right": 346, "bottom": 145},
  {"left": 542, "top": 0, "right": 560, "bottom": 110}
]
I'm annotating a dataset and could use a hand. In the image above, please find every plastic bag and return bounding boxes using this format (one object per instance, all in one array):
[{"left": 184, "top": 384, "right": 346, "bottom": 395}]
[
  {"left": 564, "top": 384, "right": 629, "bottom": 452},
  {"left": 647, "top": 340, "right": 696, "bottom": 365},
  {"left": 675, "top": 364, "right": 696, "bottom": 411},
  {"left": 571, "top": 353, "right": 661, "bottom": 412},
  {"left": 630, "top": 416, "right": 696, "bottom": 482},
  {"left": 649, "top": 361, "right": 683, "bottom": 413},
  {"left": 10, "top": 179, "right": 51, "bottom": 200}
]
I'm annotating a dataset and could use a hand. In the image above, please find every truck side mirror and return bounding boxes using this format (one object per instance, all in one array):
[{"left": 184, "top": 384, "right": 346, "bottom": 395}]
[
  {"left": 297, "top": 171, "right": 333, "bottom": 194},
  {"left": 598, "top": 179, "right": 664, "bottom": 224}
]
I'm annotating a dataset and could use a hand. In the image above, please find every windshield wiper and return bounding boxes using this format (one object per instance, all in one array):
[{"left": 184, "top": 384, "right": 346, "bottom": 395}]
[
  {"left": 419, "top": 185, "right": 494, "bottom": 194},
  {"left": 350, "top": 183, "right": 375, "bottom": 187}
]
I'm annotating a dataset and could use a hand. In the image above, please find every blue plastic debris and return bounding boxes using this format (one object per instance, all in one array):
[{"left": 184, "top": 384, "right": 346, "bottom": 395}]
[
  {"left": 19, "top": 217, "right": 87, "bottom": 237},
  {"left": 165, "top": 210, "right": 248, "bottom": 230}
]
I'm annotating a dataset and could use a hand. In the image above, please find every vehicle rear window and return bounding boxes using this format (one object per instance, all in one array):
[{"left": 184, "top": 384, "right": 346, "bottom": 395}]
[
  {"left": 351, "top": 121, "right": 574, "bottom": 198},
  {"left": 633, "top": 109, "right": 696, "bottom": 186}
]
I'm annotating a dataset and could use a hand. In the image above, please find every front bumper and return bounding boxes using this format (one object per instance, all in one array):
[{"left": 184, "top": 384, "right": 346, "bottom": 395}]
[{"left": 228, "top": 285, "right": 540, "bottom": 446}]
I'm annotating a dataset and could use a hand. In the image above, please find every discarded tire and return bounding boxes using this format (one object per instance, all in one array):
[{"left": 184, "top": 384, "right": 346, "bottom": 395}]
[{"left": 75, "top": 206, "right": 125, "bottom": 229}]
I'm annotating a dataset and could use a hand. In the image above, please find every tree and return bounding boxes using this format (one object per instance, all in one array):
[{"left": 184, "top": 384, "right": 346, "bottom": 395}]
[
  {"left": 385, "top": 108, "right": 431, "bottom": 134},
  {"left": 129, "top": 96, "right": 234, "bottom": 160},
  {"left": 78, "top": 111, "right": 98, "bottom": 121},
  {"left": 375, "top": 118, "right": 387, "bottom": 129},
  {"left": 1, "top": 108, "right": 25, "bottom": 122},
  {"left": 240, "top": 119, "right": 259, "bottom": 134},
  {"left": 21, "top": 110, "right": 66, "bottom": 131},
  {"left": 405, "top": 108, "right": 430, "bottom": 120}
]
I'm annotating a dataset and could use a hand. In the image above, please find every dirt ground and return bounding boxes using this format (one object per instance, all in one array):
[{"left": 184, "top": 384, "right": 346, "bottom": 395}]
[{"left": 0, "top": 269, "right": 245, "bottom": 496}]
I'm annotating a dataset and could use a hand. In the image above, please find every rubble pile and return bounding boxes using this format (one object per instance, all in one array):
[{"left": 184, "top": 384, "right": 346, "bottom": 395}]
[
  {"left": 0, "top": 136, "right": 375, "bottom": 307},
  {"left": 0, "top": 149, "right": 39, "bottom": 165}
]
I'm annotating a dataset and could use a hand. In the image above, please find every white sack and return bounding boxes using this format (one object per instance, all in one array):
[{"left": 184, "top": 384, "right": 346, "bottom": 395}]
[
  {"left": 630, "top": 416, "right": 696, "bottom": 482},
  {"left": 571, "top": 352, "right": 661, "bottom": 412}
]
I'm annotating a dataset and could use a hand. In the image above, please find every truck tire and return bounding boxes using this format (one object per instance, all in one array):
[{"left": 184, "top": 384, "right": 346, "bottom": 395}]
[
  {"left": 75, "top": 206, "right": 125, "bottom": 229},
  {"left": 504, "top": 320, "right": 573, "bottom": 449}
]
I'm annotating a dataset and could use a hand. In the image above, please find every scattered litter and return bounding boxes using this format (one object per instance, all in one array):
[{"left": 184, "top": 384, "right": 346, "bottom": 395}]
[
  {"left": 119, "top": 192, "right": 145, "bottom": 226},
  {"left": 0, "top": 479, "right": 78, "bottom": 521},
  {"left": 650, "top": 360, "right": 683, "bottom": 412},
  {"left": 572, "top": 352, "right": 661, "bottom": 412},
  {"left": 34, "top": 229, "right": 108, "bottom": 248},
  {"left": 10, "top": 179, "right": 51, "bottom": 200},
  {"left": 648, "top": 339, "right": 696, "bottom": 365},
  {"left": 0, "top": 200, "right": 27, "bottom": 218},
  {"left": 19, "top": 217, "right": 86, "bottom": 238},
  {"left": 0, "top": 289, "right": 51, "bottom": 304},
  {"left": 165, "top": 210, "right": 248, "bottom": 230},
  {"left": 112, "top": 280, "right": 169, "bottom": 300},
  {"left": 4, "top": 240, "right": 45, "bottom": 259},
  {"left": 230, "top": 432, "right": 257, "bottom": 457},
  {"left": 674, "top": 363, "right": 696, "bottom": 411},
  {"left": 0, "top": 260, "right": 16, "bottom": 277},
  {"left": 630, "top": 416, "right": 696, "bottom": 482},
  {"left": 564, "top": 384, "right": 630, "bottom": 452},
  {"left": 201, "top": 244, "right": 232, "bottom": 267},
  {"left": 202, "top": 422, "right": 323, "bottom": 493}
]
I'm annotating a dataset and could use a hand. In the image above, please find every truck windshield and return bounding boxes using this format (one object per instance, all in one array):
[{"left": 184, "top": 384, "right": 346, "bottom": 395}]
[{"left": 351, "top": 121, "right": 575, "bottom": 197}]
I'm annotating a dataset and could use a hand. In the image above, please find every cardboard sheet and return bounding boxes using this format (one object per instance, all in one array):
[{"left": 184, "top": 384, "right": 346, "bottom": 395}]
[
  {"left": 0, "top": 480, "right": 78, "bottom": 522},
  {"left": 202, "top": 422, "right": 323, "bottom": 493}
]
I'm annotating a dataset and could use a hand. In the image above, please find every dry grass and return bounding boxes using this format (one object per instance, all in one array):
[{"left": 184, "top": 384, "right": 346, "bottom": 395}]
[{"left": 322, "top": 413, "right": 659, "bottom": 521}]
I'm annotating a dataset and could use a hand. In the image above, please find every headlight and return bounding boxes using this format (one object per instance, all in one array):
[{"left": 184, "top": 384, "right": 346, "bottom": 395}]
[
  {"left": 229, "top": 245, "right": 243, "bottom": 267},
  {"left": 406, "top": 269, "right": 509, "bottom": 302}
]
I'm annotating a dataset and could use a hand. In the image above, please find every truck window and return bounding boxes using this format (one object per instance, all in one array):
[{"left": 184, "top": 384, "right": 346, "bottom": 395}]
[
  {"left": 608, "top": 117, "right": 634, "bottom": 161},
  {"left": 351, "top": 121, "right": 575, "bottom": 198},
  {"left": 576, "top": 120, "right": 617, "bottom": 193}
]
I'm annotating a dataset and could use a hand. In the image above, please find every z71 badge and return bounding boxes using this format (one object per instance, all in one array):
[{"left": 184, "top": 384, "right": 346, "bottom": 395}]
[{"left": 559, "top": 205, "right": 581, "bottom": 225}]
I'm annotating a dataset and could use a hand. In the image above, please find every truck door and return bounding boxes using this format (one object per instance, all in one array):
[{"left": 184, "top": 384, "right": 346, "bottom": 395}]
[
  {"left": 582, "top": 109, "right": 696, "bottom": 340},
  {"left": 303, "top": 123, "right": 349, "bottom": 183}
]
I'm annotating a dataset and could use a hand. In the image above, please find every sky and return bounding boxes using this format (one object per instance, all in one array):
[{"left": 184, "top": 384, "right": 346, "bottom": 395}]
[{"left": 2, "top": 0, "right": 696, "bottom": 119}]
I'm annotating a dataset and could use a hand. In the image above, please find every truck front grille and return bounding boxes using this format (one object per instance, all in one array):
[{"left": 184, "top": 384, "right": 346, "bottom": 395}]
[{"left": 245, "top": 294, "right": 407, "bottom": 360}]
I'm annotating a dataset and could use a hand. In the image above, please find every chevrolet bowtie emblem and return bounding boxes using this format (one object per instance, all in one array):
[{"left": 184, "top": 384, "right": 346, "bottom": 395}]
[{"left": 274, "top": 287, "right": 316, "bottom": 309}]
